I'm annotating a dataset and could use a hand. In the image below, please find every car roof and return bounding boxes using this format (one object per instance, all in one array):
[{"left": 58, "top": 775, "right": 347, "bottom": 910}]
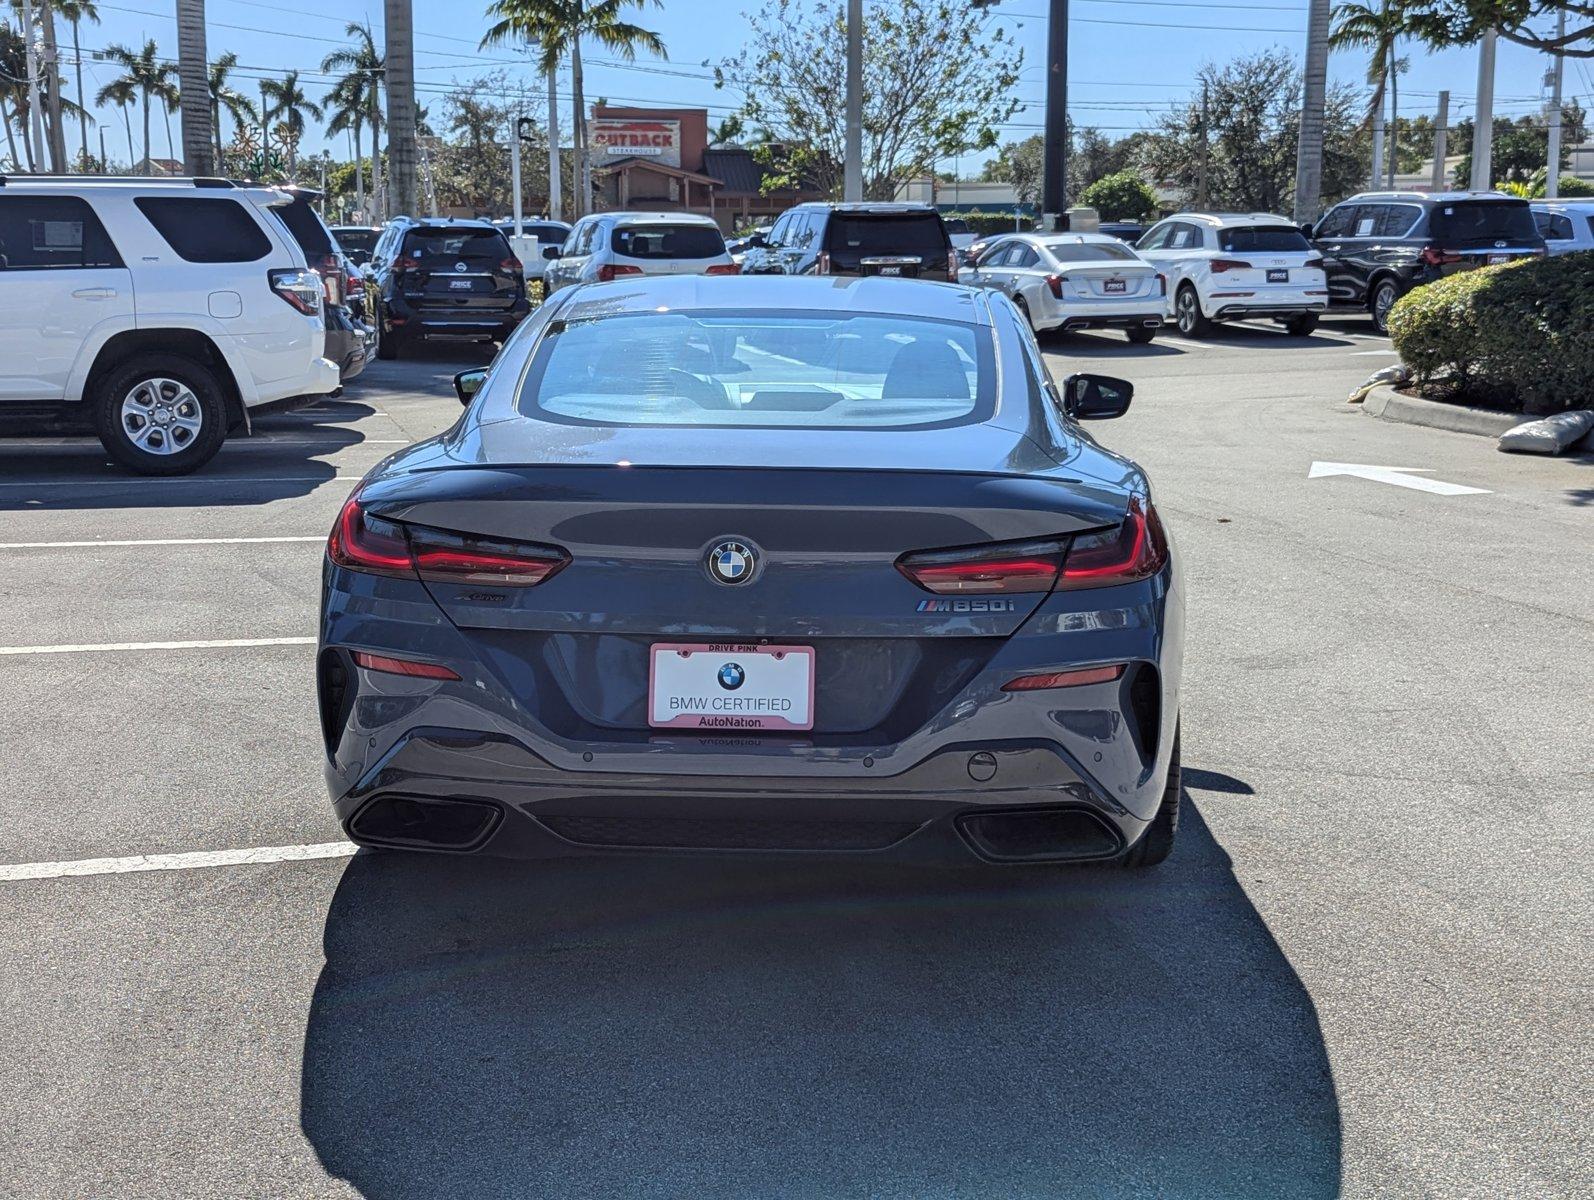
[
  {"left": 398, "top": 217, "right": 501, "bottom": 231},
  {"left": 1530, "top": 199, "right": 1594, "bottom": 211},
  {"left": 1023, "top": 232, "right": 1134, "bottom": 246},
  {"left": 1341, "top": 190, "right": 1522, "bottom": 205},
  {"left": 605, "top": 211, "right": 720, "bottom": 227},
  {"left": 795, "top": 202, "right": 939, "bottom": 215},
  {"left": 1163, "top": 211, "right": 1297, "bottom": 227},
  {"left": 551, "top": 274, "right": 992, "bottom": 325}
]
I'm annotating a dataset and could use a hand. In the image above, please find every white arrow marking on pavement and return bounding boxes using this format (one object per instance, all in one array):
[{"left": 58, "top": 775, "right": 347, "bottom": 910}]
[{"left": 1308, "top": 462, "right": 1492, "bottom": 496}]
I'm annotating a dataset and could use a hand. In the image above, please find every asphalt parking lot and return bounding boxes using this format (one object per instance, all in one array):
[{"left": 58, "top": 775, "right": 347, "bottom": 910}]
[{"left": 1, "top": 320, "right": 1589, "bottom": 1198}]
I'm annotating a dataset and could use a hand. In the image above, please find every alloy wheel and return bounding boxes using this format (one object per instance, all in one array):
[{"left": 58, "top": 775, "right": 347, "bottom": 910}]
[{"left": 120, "top": 378, "right": 203, "bottom": 455}]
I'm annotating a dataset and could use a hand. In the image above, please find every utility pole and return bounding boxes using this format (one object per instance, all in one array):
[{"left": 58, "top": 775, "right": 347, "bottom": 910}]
[
  {"left": 1197, "top": 81, "right": 1210, "bottom": 209},
  {"left": 1546, "top": 10, "right": 1566, "bottom": 199},
  {"left": 1470, "top": 30, "right": 1496, "bottom": 190},
  {"left": 19, "top": 0, "right": 46, "bottom": 170},
  {"left": 98, "top": 126, "right": 106, "bottom": 172},
  {"left": 384, "top": 0, "right": 418, "bottom": 218},
  {"left": 512, "top": 117, "right": 528, "bottom": 236},
  {"left": 1294, "top": 0, "right": 1330, "bottom": 224},
  {"left": 39, "top": 0, "right": 67, "bottom": 169},
  {"left": 1386, "top": 35, "right": 1399, "bottom": 186},
  {"left": 1431, "top": 90, "right": 1449, "bottom": 191},
  {"left": 1371, "top": 99, "right": 1385, "bottom": 191},
  {"left": 547, "top": 65, "right": 561, "bottom": 220},
  {"left": 1041, "top": 0, "right": 1068, "bottom": 229},
  {"left": 843, "top": 0, "right": 862, "bottom": 201}
]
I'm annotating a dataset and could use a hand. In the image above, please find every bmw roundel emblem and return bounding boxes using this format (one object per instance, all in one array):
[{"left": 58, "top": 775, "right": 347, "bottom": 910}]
[
  {"left": 706, "top": 539, "right": 757, "bottom": 586},
  {"left": 717, "top": 662, "right": 745, "bottom": 690}
]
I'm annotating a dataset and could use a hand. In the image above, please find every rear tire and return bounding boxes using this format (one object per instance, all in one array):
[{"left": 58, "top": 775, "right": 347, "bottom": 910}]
[
  {"left": 1284, "top": 313, "right": 1319, "bottom": 336},
  {"left": 374, "top": 305, "right": 402, "bottom": 360},
  {"left": 1174, "top": 286, "right": 1212, "bottom": 337},
  {"left": 1126, "top": 326, "right": 1157, "bottom": 344},
  {"left": 1370, "top": 279, "right": 1400, "bottom": 334},
  {"left": 1121, "top": 727, "right": 1180, "bottom": 868},
  {"left": 92, "top": 354, "right": 227, "bottom": 476}
]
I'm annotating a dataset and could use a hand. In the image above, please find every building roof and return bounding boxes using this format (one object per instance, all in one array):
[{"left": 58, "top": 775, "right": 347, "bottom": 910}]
[
  {"left": 593, "top": 156, "right": 720, "bottom": 186},
  {"left": 702, "top": 146, "right": 826, "bottom": 197}
]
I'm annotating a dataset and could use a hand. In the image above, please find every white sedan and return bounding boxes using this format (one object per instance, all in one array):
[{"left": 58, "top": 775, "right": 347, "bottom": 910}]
[
  {"left": 1134, "top": 212, "right": 1328, "bottom": 337},
  {"left": 960, "top": 232, "right": 1165, "bottom": 343},
  {"left": 1531, "top": 201, "right": 1594, "bottom": 255}
]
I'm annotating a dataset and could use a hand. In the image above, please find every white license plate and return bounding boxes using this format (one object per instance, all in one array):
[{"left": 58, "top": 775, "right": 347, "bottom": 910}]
[
  {"left": 1267, "top": 268, "right": 1289, "bottom": 282},
  {"left": 449, "top": 279, "right": 473, "bottom": 289},
  {"left": 649, "top": 643, "right": 814, "bottom": 731},
  {"left": 1486, "top": 254, "right": 1509, "bottom": 265},
  {"left": 1103, "top": 278, "right": 1126, "bottom": 294}
]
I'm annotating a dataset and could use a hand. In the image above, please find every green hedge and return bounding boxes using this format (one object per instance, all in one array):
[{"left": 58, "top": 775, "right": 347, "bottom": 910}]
[
  {"left": 1387, "top": 253, "right": 1594, "bottom": 414},
  {"left": 954, "top": 209, "right": 1036, "bottom": 237}
]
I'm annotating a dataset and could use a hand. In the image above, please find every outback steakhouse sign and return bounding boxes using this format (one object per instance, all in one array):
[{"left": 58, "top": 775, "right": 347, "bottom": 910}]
[{"left": 590, "top": 119, "right": 682, "bottom": 167}]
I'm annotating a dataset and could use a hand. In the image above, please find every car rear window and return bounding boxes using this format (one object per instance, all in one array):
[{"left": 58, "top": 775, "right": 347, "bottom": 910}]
[
  {"left": 134, "top": 197, "right": 272, "bottom": 263},
  {"left": 1430, "top": 200, "right": 1540, "bottom": 245},
  {"left": 1218, "top": 226, "right": 1311, "bottom": 252},
  {"left": 403, "top": 227, "right": 510, "bottom": 262},
  {"left": 332, "top": 228, "right": 379, "bottom": 254},
  {"left": 824, "top": 213, "right": 949, "bottom": 256},
  {"left": 520, "top": 309, "right": 993, "bottom": 430},
  {"left": 272, "top": 197, "right": 335, "bottom": 257},
  {"left": 1045, "top": 241, "right": 1137, "bottom": 263},
  {"left": 611, "top": 224, "right": 725, "bottom": 260}
]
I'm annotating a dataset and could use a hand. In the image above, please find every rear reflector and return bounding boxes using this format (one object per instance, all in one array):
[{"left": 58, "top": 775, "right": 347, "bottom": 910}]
[
  {"left": 1002, "top": 664, "right": 1125, "bottom": 692},
  {"left": 352, "top": 651, "right": 461, "bottom": 680},
  {"left": 327, "top": 496, "right": 570, "bottom": 587},
  {"left": 896, "top": 538, "right": 1066, "bottom": 595},
  {"left": 1058, "top": 498, "right": 1168, "bottom": 589}
]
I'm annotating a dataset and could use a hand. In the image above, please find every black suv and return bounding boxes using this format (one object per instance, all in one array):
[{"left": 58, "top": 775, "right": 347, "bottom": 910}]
[
  {"left": 365, "top": 217, "right": 529, "bottom": 359},
  {"left": 267, "top": 188, "right": 369, "bottom": 382},
  {"left": 1307, "top": 191, "right": 1546, "bottom": 333},
  {"left": 740, "top": 202, "right": 957, "bottom": 281}
]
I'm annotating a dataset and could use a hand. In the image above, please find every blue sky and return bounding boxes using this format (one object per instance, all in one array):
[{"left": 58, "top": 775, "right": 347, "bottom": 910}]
[{"left": 63, "top": 0, "right": 1576, "bottom": 170}]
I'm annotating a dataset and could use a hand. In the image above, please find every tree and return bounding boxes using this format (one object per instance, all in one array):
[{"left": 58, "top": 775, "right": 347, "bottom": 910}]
[
  {"left": 260, "top": 70, "right": 323, "bottom": 179},
  {"left": 481, "top": 0, "right": 668, "bottom": 220},
  {"left": 208, "top": 52, "right": 255, "bottom": 165},
  {"left": 385, "top": 0, "right": 417, "bottom": 217},
  {"left": 1137, "top": 50, "right": 1366, "bottom": 215},
  {"left": 175, "top": 0, "right": 212, "bottom": 173},
  {"left": 984, "top": 135, "right": 1043, "bottom": 212},
  {"left": 1331, "top": 0, "right": 1410, "bottom": 182},
  {"left": 1399, "top": 0, "right": 1594, "bottom": 58},
  {"left": 0, "top": 20, "right": 33, "bottom": 170},
  {"left": 1079, "top": 170, "right": 1158, "bottom": 221},
  {"left": 56, "top": 1, "right": 98, "bottom": 167},
  {"left": 321, "top": 23, "right": 383, "bottom": 218},
  {"left": 103, "top": 39, "right": 174, "bottom": 172},
  {"left": 716, "top": 0, "right": 1022, "bottom": 201},
  {"left": 1451, "top": 105, "right": 1587, "bottom": 184},
  {"left": 93, "top": 76, "right": 136, "bottom": 168}
]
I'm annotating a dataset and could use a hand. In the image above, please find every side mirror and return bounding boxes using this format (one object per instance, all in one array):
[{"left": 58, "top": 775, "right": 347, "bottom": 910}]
[
  {"left": 1300, "top": 222, "right": 1317, "bottom": 240},
  {"left": 453, "top": 368, "right": 488, "bottom": 406},
  {"left": 542, "top": 245, "right": 562, "bottom": 260},
  {"left": 748, "top": 232, "right": 768, "bottom": 248},
  {"left": 1062, "top": 373, "right": 1133, "bottom": 420}
]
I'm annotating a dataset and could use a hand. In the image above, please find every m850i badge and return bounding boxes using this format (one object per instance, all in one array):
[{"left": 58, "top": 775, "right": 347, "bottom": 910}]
[{"left": 917, "top": 598, "right": 1016, "bottom": 613}]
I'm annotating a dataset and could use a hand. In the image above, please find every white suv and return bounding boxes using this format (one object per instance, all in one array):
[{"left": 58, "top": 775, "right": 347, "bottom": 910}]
[
  {"left": 543, "top": 212, "right": 736, "bottom": 294},
  {"left": 1134, "top": 212, "right": 1329, "bottom": 337},
  {"left": 0, "top": 175, "right": 339, "bottom": 474}
]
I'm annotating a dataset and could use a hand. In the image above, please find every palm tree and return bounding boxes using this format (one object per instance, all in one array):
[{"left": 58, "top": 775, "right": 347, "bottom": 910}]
[
  {"left": 385, "top": 0, "right": 415, "bottom": 216},
  {"left": 321, "top": 22, "right": 382, "bottom": 215},
  {"left": 175, "top": 0, "right": 212, "bottom": 173},
  {"left": 0, "top": 20, "right": 32, "bottom": 170},
  {"left": 56, "top": 0, "right": 98, "bottom": 167},
  {"left": 93, "top": 76, "right": 135, "bottom": 169},
  {"left": 259, "top": 69, "right": 323, "bottom": 179},
  {"left": 1330, "top": 1, "right": 1408, "bottom": 186},
  {"left": 207, "top": 53, "right": 253, "bottom": 164},
  {"left": 323, "top": 72, "right": 368, "bottom": 216},
  {"left": 480, "top": 0, "right": 667, "bottom": 219},
  {"left": 37, "top": 0, "right": 67, "bottom": 167},
  {"left": 103, "top": 39, "right": 174, "bottom": 173}
]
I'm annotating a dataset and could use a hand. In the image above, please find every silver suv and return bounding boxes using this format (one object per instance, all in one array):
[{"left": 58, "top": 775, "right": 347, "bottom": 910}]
[{"left": 543, "top": 212, "right": 736, "bottom": 294}]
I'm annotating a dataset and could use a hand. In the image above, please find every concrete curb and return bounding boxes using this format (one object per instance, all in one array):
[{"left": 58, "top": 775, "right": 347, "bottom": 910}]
[{"left": 1359, "top": 384, "right": 1520, "bottom": 438}]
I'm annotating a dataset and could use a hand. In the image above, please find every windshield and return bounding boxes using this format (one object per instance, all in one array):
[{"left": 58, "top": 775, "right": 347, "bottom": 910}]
[
  {"left": 1218, "top": 226, "right": 1311, "bottom": 252},
  {"left": 520, "top": 310, "right": 992, "bottom": 430},
  {"left": 1430, "top": 201, "right": 1540, "bottom": 245},
  {"left": 1045, "top": 241, "right": 1138, "bottom": 263},
  {"left": 611, "top": 225, "right": 725, "bottom": 259}
]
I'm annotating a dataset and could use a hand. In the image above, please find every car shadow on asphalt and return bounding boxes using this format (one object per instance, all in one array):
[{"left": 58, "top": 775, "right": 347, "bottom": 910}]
[{"left": 299, "top": 802, "right": 1341, "bottom": 1198}]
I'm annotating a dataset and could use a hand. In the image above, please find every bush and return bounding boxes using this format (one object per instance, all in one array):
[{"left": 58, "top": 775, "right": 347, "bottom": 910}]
[
  {"left": 1078, "top": 170, "right": 1157, "bottom": 221},
  {"left": 954, "top": 209, "right": 1035, "bottom": 237},
  {"left": 1388, "top": 253, "right": 1594, "bottom": 413}
]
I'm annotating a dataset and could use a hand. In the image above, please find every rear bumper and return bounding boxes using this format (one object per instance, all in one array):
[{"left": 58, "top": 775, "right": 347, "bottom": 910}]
[
  {"left": 386, "top": 294, "right": 530, "bottom": 338},
  {"left": 249, "top": 355, "right": 340, "bottom": 408},
  {"left": 330, "top": 728, "right": 1146, "bottom": 865},
  {"left": 1206, "top": 287, "right": 1328, "bottom": 321}
]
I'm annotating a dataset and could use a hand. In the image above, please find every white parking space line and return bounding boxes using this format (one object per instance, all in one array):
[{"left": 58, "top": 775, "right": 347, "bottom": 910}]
[
  {"left": 1155, "top": 335, "right": 1217, "bottom": 352},
  {"left": 0, "top": 438, "right": 406, "bottom": 449},
  {"left": 0, "top": 637, "right": 316, "bottom": 657},
  {"left": 0, "top": 536, "right": 325, "bottom": 549},
  {"left": 1350, "top": 349, "right": 1400, "bottom": 356},
  {"left": 0, "top": 840, "right": 359, "bottom": 883}
]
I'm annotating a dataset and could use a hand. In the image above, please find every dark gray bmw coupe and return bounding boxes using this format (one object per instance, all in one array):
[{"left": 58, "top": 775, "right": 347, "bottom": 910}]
[{"left": 319, "top": 275, "right": 1184, "bottom": 867}]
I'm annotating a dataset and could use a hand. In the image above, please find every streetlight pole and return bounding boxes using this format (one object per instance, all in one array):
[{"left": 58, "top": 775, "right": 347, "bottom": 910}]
[
  {"left": 19, "top": 0, "right": 47, "bottom": 169},
  {"left": 1469, "top": 30, "right": 1496, "bottom": 191},
  {"left": 843, "top": 0, "right": 863, "bottom": 201},
  {"left": 1041, "top": 0, "right": 1068, "bottom": 230},
  {"left": 1546, "top": 10, "right": 1566, "bottom": 199}
]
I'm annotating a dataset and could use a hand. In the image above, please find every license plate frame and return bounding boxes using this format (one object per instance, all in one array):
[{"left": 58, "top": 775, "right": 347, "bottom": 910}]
[
  {"left": 448, "top": 278, "right": 474, "bottom": 290},
  {"left": 1103, "top": 278, "right": 1127, "bottom": 294},
  {"left": 877, "top": 265, "right": 902, "bottom": 276},
  {"left": 1486, "top": 254, "right": 1509, "bottom": 265},
  {"left": 648, "top": 643, "right": 815, "bottom": 731},
  {"left": 1266, "top": 268, "right": 1289, "bottom": 283}
]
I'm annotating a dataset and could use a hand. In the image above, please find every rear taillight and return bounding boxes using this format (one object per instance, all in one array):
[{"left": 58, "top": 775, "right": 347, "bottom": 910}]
[
  {"left": 1210, "top": 258, "right": 1252, "bottom": 273},
  {"left": 817, "top": 251, "right": 831, "bottom": 275},
  {"left": 1057, "top": 498, "right": 1168, "bottom": 590},
  {"left": 705, "top": 262, "right": 740, "bottom": 275},
  {"left": 596, "top": 263, "right": 644, "bottom": 283},
  {"left": 1045, "top": 273, "right": 1065, "bottom": 299},
  {"left": 500, "top": 256, "right": 523, "bottom": 273},
  {"left": 268, "top": 267, "right": 322, "bottom": 316},
  {"left": 947, "top": 250, "right": 959, "bottom": 282},
  {"left": 393, "top": 254, "right": 421, "bottom": 273},
  {"left": 1302, "top": 257, "right": 1325, "bottom": 272},
  {"left": 1002, "top": 664, "right": 1125, "bottom": 692},
  {"left": 1421, "top": 246, "right": 1462, "bottom": 266},
  {"left": 327, "top": 497, "right": 570, "bottom": 587},
  {"left": 896, "top": 538, "right": 1066, "bottom": 595},
  {"left": 353, "top": 651, "right": 461, "bottom": 681},
  {"left": 317, "top": 253, "right": 344, "bottom": 306}
]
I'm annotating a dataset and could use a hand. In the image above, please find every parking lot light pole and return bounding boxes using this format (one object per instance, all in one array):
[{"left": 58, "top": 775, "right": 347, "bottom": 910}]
[
  {"left": 844, "top": 0, "right": 863, "bottom": 201},
  {"left": 1041, "top": 0, "right": 1068, "bottom": 230},
  {"left": 1469, "top": 30, "right": 1496, "bottom": 191},
  {"left": 1546, "top": 10, "right": 1566, "bottom": 199}
]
